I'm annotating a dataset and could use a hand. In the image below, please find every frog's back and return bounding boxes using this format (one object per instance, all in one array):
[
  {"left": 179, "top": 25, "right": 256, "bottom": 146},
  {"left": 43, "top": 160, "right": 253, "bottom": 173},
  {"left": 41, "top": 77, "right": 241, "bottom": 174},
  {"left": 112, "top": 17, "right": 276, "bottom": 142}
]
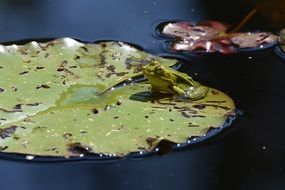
[{"left": 171, "top": 69, "right": 197, "bottom": 85}]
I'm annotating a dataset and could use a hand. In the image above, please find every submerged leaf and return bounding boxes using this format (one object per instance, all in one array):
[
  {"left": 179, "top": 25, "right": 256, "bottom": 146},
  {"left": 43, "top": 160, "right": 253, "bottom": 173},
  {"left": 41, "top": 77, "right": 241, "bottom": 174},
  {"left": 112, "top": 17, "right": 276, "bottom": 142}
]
[{"left": 0, "top": 38, "right": 236, "bottom": 159}]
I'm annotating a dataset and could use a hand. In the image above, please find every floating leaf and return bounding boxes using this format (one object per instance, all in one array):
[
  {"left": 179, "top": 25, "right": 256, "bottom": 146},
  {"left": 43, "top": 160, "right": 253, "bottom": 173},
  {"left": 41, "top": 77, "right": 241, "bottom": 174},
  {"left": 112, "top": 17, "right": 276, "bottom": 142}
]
[
  {"left": 162, "top": 21, "right": 228, "bottom": 41},
  {"left": 0, "top": 38, "right": 176, "bottom": 126},
  {"left": 0, "top": 38, "right": 236, "bottom": 159},
  {"left": 231, "top": 32, "right": 277, "bottom": 50},
  {"left": 160, "top": 21, "right": 277, "bottom": 54}
]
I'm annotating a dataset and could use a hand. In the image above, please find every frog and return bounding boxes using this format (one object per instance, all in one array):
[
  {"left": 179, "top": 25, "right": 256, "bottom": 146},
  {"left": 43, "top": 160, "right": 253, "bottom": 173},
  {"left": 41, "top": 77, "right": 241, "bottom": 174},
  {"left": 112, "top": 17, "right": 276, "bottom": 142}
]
[{"left": 142, "top": 61, "right": 208, "bottom": 100}]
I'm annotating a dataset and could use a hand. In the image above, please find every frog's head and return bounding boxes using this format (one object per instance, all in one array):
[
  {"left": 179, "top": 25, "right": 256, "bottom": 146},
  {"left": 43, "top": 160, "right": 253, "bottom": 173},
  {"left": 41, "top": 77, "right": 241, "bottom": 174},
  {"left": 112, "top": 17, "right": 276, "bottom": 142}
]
[{"left": 143, "top": 61, "right": 171, "bottom": 80}]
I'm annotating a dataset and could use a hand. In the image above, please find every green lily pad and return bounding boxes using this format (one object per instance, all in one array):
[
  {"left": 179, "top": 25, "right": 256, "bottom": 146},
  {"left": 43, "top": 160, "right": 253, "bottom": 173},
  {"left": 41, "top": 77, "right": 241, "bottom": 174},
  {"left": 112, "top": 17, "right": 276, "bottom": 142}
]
[
  {"left": 0, "top": 38, "right": 236, "bottom": 159},
  {"left": 0, "top": 38, "right": 176, "bottom": 126}
]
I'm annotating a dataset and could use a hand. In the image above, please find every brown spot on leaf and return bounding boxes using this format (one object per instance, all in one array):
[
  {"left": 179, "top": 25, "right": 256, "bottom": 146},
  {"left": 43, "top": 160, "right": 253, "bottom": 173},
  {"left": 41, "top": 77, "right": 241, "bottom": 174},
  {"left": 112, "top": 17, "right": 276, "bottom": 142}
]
[
  {"left": 67, "top": 142, "right": 93, "bottom": 156},
  {"left": 57, "top": 67, "right": 64, "bottom": 71},
  {"left": 13, "top": 136, "right": 20, "bottom": 140},
  {"left": 193, "top": 104, "right": 206, "bottom": 109},
  {"left": 26, "top": 102, "right": 41, "bottom": 106},
  {"left": 42, "top": 41, "right": 55, "bottom": 49},
  {"left": 196, "top": 103, "right": 230, "bottom": 110},
  {"left": 104, "top": 105, "right": 110, "bottom": 111},
  {"left": 63, "top": 132, "right": 72, "bottom": 140},
  {"left": 19, "top": 71, "right": 29, "bottom": 75},
  {"left": 20, "top": 50, "right": 28, "bottom": 55},
  {"left": 23, "top": 60, "right": 31, "bottom": 63},
  {"left": 101, "top": 43, "right": 107, "bottom": 48},
  {"left": 44, "top": 53, "right": 50, "bottom": 58},
  {"left": 0, "top": 108, "right": 22, "bottom": 113},
  {"left": 57, "top": 60, "right": 68, "bottom": 71},
  {"left": 181, "top": 110, "right": 200, "bottom": 118},
  {"left": 13, "top": 104, "right": 22, "bottom": 110},
  {"left": 63, "top": 69, "right": 79, "bottom": 78},
  {"left": 146, "top": 136, "right": 159, "bottom": 148},
  {"left": 193, "top": 115, "right": 206, "bottom": 118},
  {"left": 99, "top": 52, "right": 106, "bottom": 66},
  {"left": 0, "top": 146, "right": 8, "bottom": 150},
  {"left": 32, "top": 126, "right": 47, "bottom": 133},
  {"left": 105, "top": 73, "right": 112, "bottom": 78},
  {"left": 116, "top": 72, "right": 129, "bottom": 76},
  {"left": 12, "top": 86, "right": 18, "bottom": 91},
  {"left": 91, "top": 108, "right": 99, "bottom": 114},
  {"left": 23, "top": 118, "right": 34, "bottom": 123},
  {"left": 44, "top": 147, "right": 59, "bottom": 153},
  {"left": 0, "top": 125, "right": 18, "bottom": 139},
  {"left": 0, "top": 88, "right": 4, "bottom": 92},
  {"left": 137, "top": 147, "right": 147, "bottom": 151},
  {"left": 124, "top": 58, "right": 151, "bottom": 71},
  {"left": 107, "top": 65, "right": 116, "bottom": 72},
  {"left": 36, "top": 66, "right": 46, "bottom": 70},
  {"left": 81, "top": 46, "right": 89, "bottom": 53},
  {"left": 125, "top": 59, "right": 132, "bottom": 69},
  {"left": 116, "top": 100, "right": 122, "bottom": 106},
  {"left": 188, "top": 123, "right": 199, "bottom": 127},
  {"left": 36, "top": 84, "right": 50, "bottom": 89}
]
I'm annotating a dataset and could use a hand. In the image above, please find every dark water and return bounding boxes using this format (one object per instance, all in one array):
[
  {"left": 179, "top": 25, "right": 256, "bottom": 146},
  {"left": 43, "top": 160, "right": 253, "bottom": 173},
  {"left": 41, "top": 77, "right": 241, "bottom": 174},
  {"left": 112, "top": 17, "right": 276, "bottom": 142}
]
[{"left": 0, "top": 0, "right": 285, "bottom": 190}]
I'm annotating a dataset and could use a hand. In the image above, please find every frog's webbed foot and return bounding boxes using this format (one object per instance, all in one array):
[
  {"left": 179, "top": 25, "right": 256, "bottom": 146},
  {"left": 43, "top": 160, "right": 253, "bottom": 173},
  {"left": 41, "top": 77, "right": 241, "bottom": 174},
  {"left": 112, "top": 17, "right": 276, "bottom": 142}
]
[
  {"left": 186, "top": 86, "right": 209, "bottom": 100},
  {"left": 171, "top": 85, "right": 209, "bottom": 100}
]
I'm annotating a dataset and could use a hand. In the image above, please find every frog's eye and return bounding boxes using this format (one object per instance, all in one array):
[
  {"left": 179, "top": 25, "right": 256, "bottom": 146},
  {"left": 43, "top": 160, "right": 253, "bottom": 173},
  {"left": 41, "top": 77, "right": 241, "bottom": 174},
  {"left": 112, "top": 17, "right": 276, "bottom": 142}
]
[{"left": 155, "top": 66, "right": 163, "bottom": 73}]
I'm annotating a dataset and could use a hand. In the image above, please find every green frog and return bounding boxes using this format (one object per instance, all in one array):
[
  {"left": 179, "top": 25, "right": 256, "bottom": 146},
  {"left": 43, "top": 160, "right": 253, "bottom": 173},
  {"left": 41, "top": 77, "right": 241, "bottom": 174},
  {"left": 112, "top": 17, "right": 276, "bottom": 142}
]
[{"left": 143, "top": 61, "right": 208, "bottom": 100}]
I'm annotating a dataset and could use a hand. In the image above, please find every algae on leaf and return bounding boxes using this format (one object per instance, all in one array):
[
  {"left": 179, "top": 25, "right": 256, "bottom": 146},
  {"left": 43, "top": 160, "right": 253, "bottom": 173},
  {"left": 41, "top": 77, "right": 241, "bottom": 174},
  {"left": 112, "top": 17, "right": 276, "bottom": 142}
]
[{"left": 0, "top": 38, "right": 236, "bottom": 158}]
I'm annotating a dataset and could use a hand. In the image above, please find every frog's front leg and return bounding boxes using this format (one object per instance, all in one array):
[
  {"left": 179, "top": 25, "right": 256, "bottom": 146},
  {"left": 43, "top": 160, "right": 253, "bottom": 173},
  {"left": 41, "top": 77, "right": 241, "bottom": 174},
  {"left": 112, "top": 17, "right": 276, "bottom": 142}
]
[{"left": 171, "top": 86, "right": 186, "bottom": 96}]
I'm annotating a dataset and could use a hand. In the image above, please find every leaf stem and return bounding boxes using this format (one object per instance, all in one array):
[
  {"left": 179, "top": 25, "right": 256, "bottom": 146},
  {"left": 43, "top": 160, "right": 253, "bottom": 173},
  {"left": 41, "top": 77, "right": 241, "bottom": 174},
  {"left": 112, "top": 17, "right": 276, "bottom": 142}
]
[{"left": 230, "top": 8, "right": 257, "bottom": 32}]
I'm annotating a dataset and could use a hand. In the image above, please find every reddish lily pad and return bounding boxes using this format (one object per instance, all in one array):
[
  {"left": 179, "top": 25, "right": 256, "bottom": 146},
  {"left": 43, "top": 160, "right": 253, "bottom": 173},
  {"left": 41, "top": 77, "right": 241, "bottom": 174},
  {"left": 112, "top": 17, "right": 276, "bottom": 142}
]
[{"left": 160, "top": 21, "right": 277, "bottom": 54}]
